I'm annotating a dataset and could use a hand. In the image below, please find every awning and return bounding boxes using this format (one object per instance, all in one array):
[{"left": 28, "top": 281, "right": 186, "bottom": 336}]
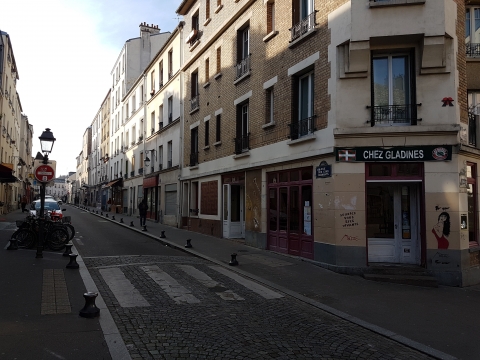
[
  {"left": 106, "top": 178, "right": 123, "bottom": 187},
  {"left": 0, "top": 163, "right": 17, "bottom": 183}
]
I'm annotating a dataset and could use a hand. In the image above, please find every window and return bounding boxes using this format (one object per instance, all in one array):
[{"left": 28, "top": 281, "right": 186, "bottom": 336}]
[
  {"left": 290, "top": 71, "right": 315, "bottom": 140},
  {"left": 235, "top": 102, "right": 249, "bottom": 154},
  {"left": 159, "top": 61, "right": 164, "bottom": 86},
  {"left": 216, "top": 47, "right": 222, "bottom": 74},
  {"left": 151, "top": 111, "right": 156, "bottom": 134},
  {"left": 291, "top": 0, "right": 316, "bottom": 42},
  {"left": 132, "top": 95, "right": 136, "bottom": 112},
  {"left": 192, "top": 11, "right": 199, "bottom": 31},
  {"left": 159, "top": 104, "right": 164, "bottom": 127},
  {"left": 468, "top": 91, "right": 480, "bottom": 146},
  {"left": 168, "top": 97, "right": 173, "bottom": 123},
  {"left": 190, "top": 127, "right": 199, "bottom": 166},
  {"left": 371, "top": 52, "right": 416, "bottom": 126},
  {"left": 206, "top": 0, "right": 210, "bottom": 19},
  {"left": 205, "top": 58, "right": 210, "bottom": 82},
  {"left": 140, "top": 85, "right": 144, "bottom": 104},
  {"left": 267, "top": 1, "right": 275, "bottom": 33},
  {"left": 216, "top": 114, "right": 221, "bottom": 142},
  {"left": 131, "top": 155, "right": 135, "bottom": 175},
  {"left": 159, "top": 145, "right": 163, "bottom": 170},
  {"left": 235, "top": 26, "right": 250, "bottom": 80},
  {"left": 190, "top": 72, "right": 199, "bottom": 111},
  {"left": 205, "top": 119, "right": 210, "bottom": 146},
  {"left": 466, "top": 7, "right": 480, "bottom": 56},
  {"left": 151, "top": 70, "right": 155, "bottom": 93},
  {"left": 168, "top": 50, "right": 173, "bottom": 79},
  {"left": 266, "top": 87, "right": 274, "bottom": 123},
  {"left": 167, "top": 141, "right": 173, "bottom": 168}
]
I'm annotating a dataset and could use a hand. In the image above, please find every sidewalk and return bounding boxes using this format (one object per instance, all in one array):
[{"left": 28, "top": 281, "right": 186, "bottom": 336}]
[
  {"left": 78, "top": 204, "right": 480, "bottom": 360},
  {"left": 0, "top": 208, "right": 112, "bottom": 360}
]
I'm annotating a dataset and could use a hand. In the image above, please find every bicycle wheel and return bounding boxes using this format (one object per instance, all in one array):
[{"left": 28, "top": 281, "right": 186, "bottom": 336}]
[
  {"left": 64, "top": 224, "right": 75, "bottom": 240},
  {"left": 46, "top": 228, "right": 69, "bottom": 251},
  {"left": 13, "top": 229, "right": 36, "bottom": 249}
]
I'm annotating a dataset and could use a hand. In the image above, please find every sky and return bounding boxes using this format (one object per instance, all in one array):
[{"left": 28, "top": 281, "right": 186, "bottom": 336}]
[{"left": 0, "top": 0, "right": 183, "bottom": 176}]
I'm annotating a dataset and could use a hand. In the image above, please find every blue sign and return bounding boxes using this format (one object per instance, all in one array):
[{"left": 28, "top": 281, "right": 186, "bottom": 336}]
[{"left": 316, "top": 161, "right": 332, "bottom": 178}]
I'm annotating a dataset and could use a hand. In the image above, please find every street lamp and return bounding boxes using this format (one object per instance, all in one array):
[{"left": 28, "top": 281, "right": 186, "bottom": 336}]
[
  {"left": 144, "top": 150, "right": 156, "bottom": 173},
  {"left": 35, "top": 128, "right": 56, "bottom": 259}
]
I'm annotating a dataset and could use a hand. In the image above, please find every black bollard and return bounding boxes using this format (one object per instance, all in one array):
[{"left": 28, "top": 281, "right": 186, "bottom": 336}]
[
  {"left": 229, "top": 253, "right": 238, "bottom": 266},
  {"left": 160, "top": 230, "right": 166, "bottom": 238},
  {"left": 185, "top": 239, "right": 192, "bottom": 248},
  {"left": 63, "top": 243, "right": 73, "bottom": 257},
  {"left": 101, "top": 212, "right": 103, "bottom": 216},
  {"left": 130, "top": 221, "right": 134, "bottom": 227},
  {"left": 79, "top": 292, "right": 100, "bottom": 318},
  {"left": 66, "top": 253, "right": 79, "bottom": 269},
  {"left": 106, "top": 213, "right": 109, "bottom": 218},
  {"left": 120, "top": 218, "right": 123, "bottom": 223},
  {"left": 112, "top": 216, "right": 115, "bottom": 221},
  {"left": 142, "top": 225, "right": 147, "bottom": 231},
  {"left": 7, "top": 238, "right": 18, "bottom": 250},
  {"left": 96, "top": 210, "right": 98, "bottom": 214}
]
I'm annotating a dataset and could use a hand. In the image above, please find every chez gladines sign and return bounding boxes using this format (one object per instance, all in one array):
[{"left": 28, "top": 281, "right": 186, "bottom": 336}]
[{"left": 335, "top": 145, "right": 452, "bottom": 162}]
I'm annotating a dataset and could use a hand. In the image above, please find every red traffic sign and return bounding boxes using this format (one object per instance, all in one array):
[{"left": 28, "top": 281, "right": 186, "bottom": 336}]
[{"left": 35, "top": 165, "right": 55, "bottom": 183}]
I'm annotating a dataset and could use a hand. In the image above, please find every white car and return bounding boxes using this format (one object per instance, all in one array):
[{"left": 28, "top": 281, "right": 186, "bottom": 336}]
[{"left": 30, "top": 199, "right": 66, "bottom": 220}]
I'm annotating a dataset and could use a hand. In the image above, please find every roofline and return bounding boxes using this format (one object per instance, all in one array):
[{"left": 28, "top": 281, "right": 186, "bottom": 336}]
[{"left": 176, "top": 0, "right": 196, "bottom": 15}]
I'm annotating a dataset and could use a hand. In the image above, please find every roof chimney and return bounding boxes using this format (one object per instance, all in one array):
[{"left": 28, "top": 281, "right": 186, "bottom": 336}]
[{"left": 139, "top": 22, "right": 160, "bottom": 37}]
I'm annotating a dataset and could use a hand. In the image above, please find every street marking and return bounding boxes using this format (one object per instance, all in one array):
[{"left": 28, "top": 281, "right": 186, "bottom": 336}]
[
  {"left": 177, "top": 265, "right": 244, "bottom": 301},
  {"left": 99, "top": 268, "right": 150, "bottom": 307},
  {"left": 75, "top": 238, "right": 84, "bottom": 245},
  {"left": 41, "top": 269, "right": 71, "bottom": 315},
  {"left": 210, "top": 266, "right": 284, "bottom": 299},
  {"left": 141, "top": 265, "right": 200, "bottom": 304}
]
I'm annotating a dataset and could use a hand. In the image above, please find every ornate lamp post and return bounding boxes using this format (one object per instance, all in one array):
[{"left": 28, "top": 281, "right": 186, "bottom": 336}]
[{"left": 35, "top": 128, "right": 56, "bottom": 259}]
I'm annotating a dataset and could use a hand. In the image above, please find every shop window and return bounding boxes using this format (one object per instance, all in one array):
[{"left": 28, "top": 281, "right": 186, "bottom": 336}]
[{"left": 467, "top": 163, "right": 478, "bottom": 247}]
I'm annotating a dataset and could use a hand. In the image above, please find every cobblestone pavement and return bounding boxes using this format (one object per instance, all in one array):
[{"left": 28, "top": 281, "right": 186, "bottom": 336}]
[{"left": 84, "top": 255, "right": 434, "bottom": 360}]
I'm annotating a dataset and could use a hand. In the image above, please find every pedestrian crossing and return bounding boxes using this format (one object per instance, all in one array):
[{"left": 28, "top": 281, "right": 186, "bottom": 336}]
[{"left": 98, "top": 263, "right": 283, "bottom": 307}]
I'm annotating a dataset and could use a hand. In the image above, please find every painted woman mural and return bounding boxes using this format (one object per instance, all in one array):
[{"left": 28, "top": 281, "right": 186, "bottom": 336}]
[{"left": 432, "top": 212, "right": 450, "bottom": 249}]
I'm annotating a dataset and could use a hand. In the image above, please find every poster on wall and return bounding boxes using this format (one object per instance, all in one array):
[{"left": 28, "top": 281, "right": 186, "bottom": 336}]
[{"left": 304, "top": 203, "right": 311, "bottom": 235}]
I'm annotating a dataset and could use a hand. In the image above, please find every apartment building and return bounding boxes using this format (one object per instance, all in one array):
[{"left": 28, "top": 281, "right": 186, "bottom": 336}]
[
  {"left": 142, "top": 23, "right": 184, "bottom": 225},
  {"left": 108, "top": 23, "right": 171, "bottom": 215},
  {"left": 99, "top": 90, "right": 111, "bottom": 209},
  {"left": 176, "top": 0, "right": 479, "bottom": 286},
  {"left": 0, "top": 30, "right": 32, "bottom": 212}
]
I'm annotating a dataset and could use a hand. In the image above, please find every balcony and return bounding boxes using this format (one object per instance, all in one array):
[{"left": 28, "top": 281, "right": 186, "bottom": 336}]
[
  {"left": 469, "top": 112, "right": 477, "bottom": 147},
  {"left": 190, "top": 152, "right": 199, "bottom": 166},
  {"left": 124, "top": 173, "right": 128, "bottom": 179},
  {"left": 234, "top": 54, "right": 251, "bottom": 81},
  {"left": 289, "top": 116, "right": 316, "bottom": 140},
  {"left": 159, "top": 163, "right": 163, "bottom": 171},
  {"left": 466, "top": 43, "right": 480, "bottom": 57},
  {"left": 130, "top": 170, "right": 135, "bottom": 177},
  {"left": 290, "top": 12, "right": 317, "bottom": 43},
  {"left": 234, "top": 133, "right": 250, "bottom": 154},
  {"left": 368, "top": 104, "right": 419, "bottom": 126},
  {"left": 168, "top": 71, "right": 173, "bottom": 80},
  {"left": 190, "top": 94, "right": 200, "bottom": 112},
  {"left": 167, "top": 160, "right": 172, "bottom": 168},
  {"left": 138, "top": 167, "right": 143, "bottom": 175}
]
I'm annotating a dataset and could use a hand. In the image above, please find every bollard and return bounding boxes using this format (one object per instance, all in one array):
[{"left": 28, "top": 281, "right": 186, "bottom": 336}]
[
  {"left": 142, "top": 225, "right": 147, "bottom": 231},
  {"left": 130, "top": 221, "right": 134, "bottom": 227},
  {"left": 63, "top": 243, "right": 73, "bottom": 257},
  {"left": 185, "top": 239, "right": 192, "bottom": 248},
  {"left": 7, "top": 238, "right": 18, "bottom": 250},
  {"left": 101, "top": 212, "right": 103, "bottom": 216},
  {"left": 160, "top": 230, "right": 166, "bottom": 238},
  {"left": 79, "top": 292, "right": 100, "bottom": 318},
  {"left": 66, "top": 253, "right": 79, "bottom": 269},
  {"left": 112, "top": 216, "right": 115, "bottom": 221},
  {"left": 120, "top": 218, "right": 123, "bottom": 223},
  {"left": 229, "top": 253, "right": 238, "bottom": 266},
  {"left": 96, "top": 210, "right": 98, "bottom": 214},
  {"left": 106, "top": 213, "right": 109, "bottom": 218}
]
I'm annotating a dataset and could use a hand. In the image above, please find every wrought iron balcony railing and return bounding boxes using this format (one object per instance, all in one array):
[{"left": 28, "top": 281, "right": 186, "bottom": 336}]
[
  {"left": 130, "top": 170, "right": 135, "bottom": 176},
  {"left": 290, "top": 12, "right": 317, "bottom": 42},
  {"left": 369, "top": 104, "right": 418, "bottom": 125},
  {"left": 190, "top": 94, "right": 199, "bottom": 112},
  {"left": 190, "top": 152, "right": 199, "bottom": 166},
  {"left": 469, "top": 112, "right": 477, "bottom": 147},
  {"left": 235, "top": 54, "right": 251, "bottom": 80},
  {"left": 234, "top": 133, "right": 250, "bottom": 154},
  {"left": 289, "top": 116, "right": 316, "bottom": 140},
  {"left": 466, "top": 43, "right": 480, "bottom": 57},
  {"left": 138, "top": 167, "right": 143, "bottom": 175}
]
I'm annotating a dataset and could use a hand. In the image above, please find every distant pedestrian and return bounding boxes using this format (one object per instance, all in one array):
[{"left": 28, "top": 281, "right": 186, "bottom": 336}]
[
  {"left": 138, "top": 199, "right": 148, "bottom": 228},
  {"left": 21, "top": 195, "right": 28, "bottom": 213}
]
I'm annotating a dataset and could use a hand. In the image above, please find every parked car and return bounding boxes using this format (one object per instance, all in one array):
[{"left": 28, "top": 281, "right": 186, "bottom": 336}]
[{"left": 30, "top": 199, "right": 66, "bottom": 220}]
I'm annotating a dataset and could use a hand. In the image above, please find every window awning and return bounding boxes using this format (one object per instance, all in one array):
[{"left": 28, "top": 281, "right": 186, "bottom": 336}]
[
  {"left": 0, "top": 163, "right": 17, "bottom": 183},
  {"left": 106, "top": 178, "right": 123, "bottom": 187}
]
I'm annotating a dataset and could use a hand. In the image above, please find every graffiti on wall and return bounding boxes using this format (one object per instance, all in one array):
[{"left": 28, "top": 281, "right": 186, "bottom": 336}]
[
  {"left": 340, "top": 211, "right": 359, "bottom": 228},
  {"left": 431, "top": 211, "right": 450, "bottom": 249}
]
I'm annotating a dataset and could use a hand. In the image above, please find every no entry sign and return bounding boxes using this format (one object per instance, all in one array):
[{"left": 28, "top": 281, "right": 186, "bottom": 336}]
[{"left": 35, "top": 165, "right": 55, "bottom": 183}]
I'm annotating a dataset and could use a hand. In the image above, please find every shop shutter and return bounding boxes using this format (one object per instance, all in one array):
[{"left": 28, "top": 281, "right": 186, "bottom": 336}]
[{"left": 165, "top": 190, "right": 177, "bottom": 215}]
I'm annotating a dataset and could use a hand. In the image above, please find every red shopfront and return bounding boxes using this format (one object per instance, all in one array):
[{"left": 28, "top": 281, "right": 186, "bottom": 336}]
[{"left": 143, "top": 175, "right": 158, "bottom": 220}]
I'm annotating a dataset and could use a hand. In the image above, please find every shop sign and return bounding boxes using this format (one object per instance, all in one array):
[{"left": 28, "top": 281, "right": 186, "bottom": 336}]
[
  {"left": 316, "top": 161, "right": 332, "bottom": 178},
  {"left": 335, "top": 145, "right": 452, "bottom": 162},
  {"left": 143, "top": 175, "right": 158, "bottom": 188}
]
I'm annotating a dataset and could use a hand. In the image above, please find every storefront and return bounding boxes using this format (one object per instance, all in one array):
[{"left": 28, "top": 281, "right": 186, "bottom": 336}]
[
  {"left": 143, "top": 175, "right": 158, "bottom": 220},
  {"left": 106, "top": 178, "right": 123, "bottom": 213},
  {"left": 222, "top": 173, "right": 245, "bottom": 239}
]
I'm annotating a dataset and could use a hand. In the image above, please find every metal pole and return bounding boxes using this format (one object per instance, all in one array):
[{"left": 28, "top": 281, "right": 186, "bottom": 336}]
[{"left": 35, "top": 154, "right": 48, "bottom": 259}]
